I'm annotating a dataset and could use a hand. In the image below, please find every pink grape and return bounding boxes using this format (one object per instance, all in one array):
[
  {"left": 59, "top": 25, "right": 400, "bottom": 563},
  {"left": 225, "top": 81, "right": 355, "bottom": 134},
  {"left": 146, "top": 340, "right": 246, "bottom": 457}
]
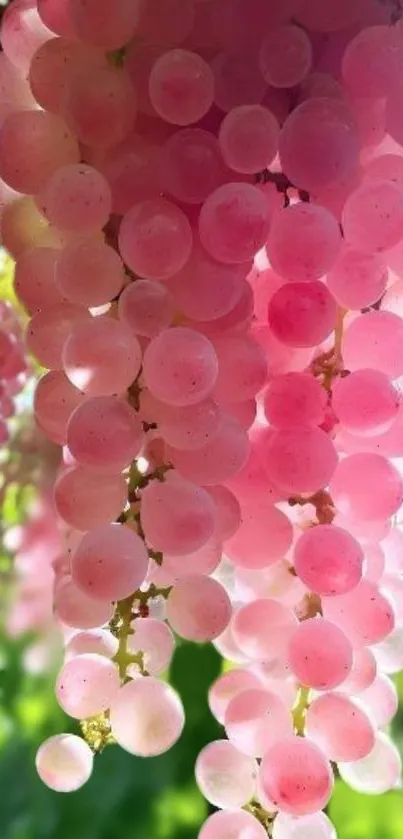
[
  {"left": 342, "top": 180, "right": 403, "bottom": 253},
  {"left": 37, "top": 0, "right": 75, "bottom": 38},
  {"left": 127, "top": 618, "right": 175, "bottom": 676},
  {"left": 166, "top": 574, "right": 232, "bottom": 642},
  {"left": 293, "top": 525, "right": 363, "bottom": 597},
  {"left": 224, "top": 399, "right": 256, "bottom": 432},
  {"left": 71, "top": 523, "right": 148, "bottom": 602},
  {"left": 34, "top": 371, "right": 85, "bottom": 446},
  {"left": 61, "top": 65, "right": 136, "bottom": 149},
  {"left": 330, "top": 452, "right": 403, "bottom": 521},
  {"left": 143, "top": 327, "right": 217, "bottom": 407},
  {"left": 306, "top": 693, "right": 375, "bottom": 762},
  {"left": 207, "top": 485, "right": 241, "bottom": 541},
  {"left": 359, "top": 674, "right": 398, "bottom": 727},
  {"left": 218, "top": 105, "right": 279, "bottom": 175},
  {"left": 39, "top": 164, "right": 111, "bottom": 233},
  {"left": 62, "top": 316, "right": 142, "bottom": 396},
  {"left": 338, "top": 732, "right": 402, "bottom": 794},
  {"left": 36, "top": 734, "right": 93, "bottom": 793},
  {"left": 69, "top": 0, "right": 141, "bottom": 49},
  {"left": 136, "top": 0, "right": 194, "bottom": 46},
  {"left": 224, "top": 688, "right": 293, "bottom": 758},
  {"left": 65, "top": 629, "right": 118, "bottom": 661},
  {"left": 342, "top": 25, "right": 403, "bottom": 99},
  {"left": 140, "top": 471, "right": 216, "bottom": 555},
  {"left": 14, "top": 247, "right": 65, "bottom": 314},
  {"left": 267, "top": 203, "right": 341, "bottom": 283},
  {"left": 55, "top": 239, "right": 125, "bottom": 308},
  {"left": 54, "top": 576, "right": 114, "bottom": 630},
  {"left": 263, "top": 425, "right": 338, "bottom": 495},
  {"left": 55, "top": 653, "right": 120, "bottom": 719},
  {"left": 0, "top": 110, "right": 79, "bottom": 194},
  {"left": 322, "top": 578, "right": 395, "bottom": 647},
  {"left": 67, "top": 396, "right": 143, "bottom": 472},
  {"left": 338, "top": 648, "right": 377, "bottom": 695},
  {"left": 149, "top": 49, "right": 214, "bottom": 126},
  {"left": 225, "top": 504, "right": 293, "bottom": 571},
  {"left": 288, "top": 618, "right": 353, "bottom": 690},
  {"left": 273, "top": 812, "right": 337, "bottom": 839},
  {"left": 118, "top": 198, "right": 193, "bottom": 280},
  {"left": 199, "top": 809, "right": 267, "bottom": 839},
  {"left": 211, "top": 335, "right": 267, "bottom": 403},
  {"left": 342, "top": 311, "right": 403, "bottom": 379},
  {"left": 211, "top": 52, "right": 267, "bottom": 114},
  {"left": 263, "top": 373, "right": 327, "bottom": 428},
  {"left": 54, "top": 467, "right": 127, "bottom": 531},
  {"left": 161, "top": 129, "right": 226, "bottom": 204},
  {"left": 259, "top": 736, "right": 334, "bottom": 816},
  {"left": 259, "top": 25, "right": 312, "bottom": 89},
  {"left": 140, "top": 391, "right": 222, "bottom": 451},
  {"left": 332, "top": 369, "right": 399, "bottom": 436},
  {"left": 27, "top": 303, "right": 91, "bottom": 370},
  {"left": 232, "top": 599, "right": 297, "bottom": 662},
  {"left": 159, "top": 534, "right": 223, "bottom": 582},
  {"left": 1, "top": 0, "right": 53, "bottom": 75},
  {"left": 110, "top": 677, "right": 184, "bottom": 756},
  {"left": 295, "top": 0, "right": 372, "bottom": 31},
  {"left": 208, "top": 668, "right": 263, "bottom": 725},
  {"left": 225, "top": 428, "right": 285, "bottom": 504},
  {"left": 28, "top": 38, "right": 105, "bottom": 114},
  {"left": 195, "top": 739, "right": 257, "bottom": 808},
  {"left": 268, "top": 281, "right": 337, "bottom": 348},
  {"left": 118, "top": 280, "right": 174, "bottom": 339},
  {"left": 168, "top": 243, "right": 245, "bottom": 322},
  {"left": 194, "top": 279, "right": 254, "bottom": 337},
  {"left": 199, "top": 183, "right": 271, "bottom": 265},
  {"left": 279, "top": 97, "right": 359, "bottom": 192},
  {"left": 166, "top": 412, "right": 249, "bottom": 485},
  {"left": 326, "top": 248, "right": 388, "bottom": 310},
  {"left": 211, "top": 0, "right": 295, "bottom": 55}
]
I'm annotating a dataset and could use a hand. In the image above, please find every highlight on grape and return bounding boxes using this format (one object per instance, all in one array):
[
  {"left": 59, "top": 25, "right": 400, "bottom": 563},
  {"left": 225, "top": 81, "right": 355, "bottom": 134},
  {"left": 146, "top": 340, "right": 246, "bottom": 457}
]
[{"left": 1, "top": 0, "right": 403, "bottom": 837}]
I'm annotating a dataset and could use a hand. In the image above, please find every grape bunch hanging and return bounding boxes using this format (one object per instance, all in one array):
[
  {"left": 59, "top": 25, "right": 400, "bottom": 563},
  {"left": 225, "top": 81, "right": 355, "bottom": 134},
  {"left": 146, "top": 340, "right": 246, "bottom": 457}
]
[{"left": 1, "top": 1, "right": 403, "bottom": 838}]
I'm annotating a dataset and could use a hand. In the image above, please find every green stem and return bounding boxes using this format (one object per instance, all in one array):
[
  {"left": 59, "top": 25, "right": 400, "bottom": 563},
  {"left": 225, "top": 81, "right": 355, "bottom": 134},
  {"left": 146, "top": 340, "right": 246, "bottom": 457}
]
[{"left": 293, "top": 685, "right": 311, "bottom": 736}]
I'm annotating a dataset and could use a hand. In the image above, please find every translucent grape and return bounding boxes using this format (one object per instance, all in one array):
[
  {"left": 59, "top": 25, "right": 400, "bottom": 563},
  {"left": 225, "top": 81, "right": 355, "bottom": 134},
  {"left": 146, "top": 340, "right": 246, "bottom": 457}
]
[
  {"left": 326, "top": 248, "right": 388, "bottom": 310},
  {"left": 263, "top": 426, "right": 338, "bottom": 495},
  {"left": 333, "top": 369, "right": 399, "bottom": 436},
  {"left": 27, "top": 303, "right": 91, "bottom": 370},
  {"left": 288, "top": 618, "right": 353, "bottom": 690},
  {"left": 224, "top": 688, "right": 293, "bottom": 758},
  {"left": 54, "top": 576, "right": 114, "bottom": 630},
  {"left": 61, "top": 65, "right": 136, "bottom": 148},
  {"left": 110, "top": 677, "right": 185, "bottom": 756},
  {"left": 259, "top": 25, "right": 312, "bottom": 89},
  {"left": 28, "top": 38, "right": 105, "bottom": 114},
  {"left": 167, "top": 243, "right": 245, "bottom": 322},
  {"left": 14, "top": 247, "right": 65, "bottom": 314},
  {"left": 342, "top": 180, "right": 403, "bottom": 253},
  {"left": 359, "top": 674, "right": 398, "bottom": 727},
  {"left": 69, "top": 0, "right": 141, "bottom": 49},
  {"left": 37, "top": 0, "right": 75, "bottom": 38},
  {"left": 34, "top": 370, "right": 84, "bottom": 446},
  {"left": 0, "top": 110, "right": 79, "bottom": 194},
  {"left": 330, "top": 452, "right": 403, "bottom": 521},
  {"left": 225, "top": 504, "right": 293, "bottom": 571},
  {"left": 263, "top": 373, "right": 327, "bottom": 428},
  {"left": 195, "top": 739, "right": 257, "bottom": 808},
  {"left": 306, "top": 693, "right": 375, "bottom": 762},
  {"left": 279, "top": 98, "right": 360, "bottom": 192},
  {"left": 232, "top": 599, "right": 297, "bottom": 662},
  {"left": 40, "top": 164, "right": 111, "bottom": 233},
  {"left": 273, "top": 812, "right": 336, "bottom": 839},
  {"left": 67, "top": 396, "right": 143, "bottom": 472},
  {"left": 55, "top": 239, "right": 125, "bottom": 308},
  {"left": 259, "top": 736, "right": 334, "bottom": 816},
  {"left": 54, "top": 467, "right": 128, "bottom": 531},
  {"left": 199, "top": 183, "right": 271, "bottom": 265},
  {"left": 338, "top": 648, "right": 377, "bottom": 695},
  {"left": 136, "top": 0, "right": 195, "bottom": 46},
  {"left": 268, "top": 281, "right": 337, "bottom": 348},
  {"left": 219, "top": 105, "right": 279, "bottom": 175},
  {"left": 71, "top": 523, "right": 148, "bottom": 602},
  {"left": 208, "top": 668, "right": 263, "bottom": 724},
  {"left": 140, "top": 472, "right": 216, "bottom": 556},
  {"left": 166, "top": 574, "right": 232, "bottom": 642},
  {"left": 65, "top": 629, "right": 118, "bottom": 661},
  {"left": 212, "top": 52, "right": 267, "bottom": 113},
  {"left": 166, "top": 412, "right": 249, "bottom": 485},
  {"left": 118, "top": 280, "right": 174, "bottom": 339},
  {"left": 293, "top": 525, "right": 363, "bottom": 597},
  {"left": 118, "top": 199, "right": 193, "bottom": 280},
  {"left": 1, "top": 0, "right": 53, "bottom": 73},
  {"left": 267, "top": 203, "right": 341, "bottom": 283},
  {"left": 211, "top": 0, "right": 295, "bottom": 55},
  {"left": 62, "top": 316, "right": 142, "bottom": 396},
  {"left": 211, "top": 335, "right": 267, "bottom": 403},
  {"left": 143, "top": 327, "right": 217, "bottom": 407},
  {"left": 140, "top": 391, "right": 221, "bottom": 451},
  {"left": 55, "top": 653, "right": 120, "bottom": 719},
  {"left": 207, "top": 485, "right": 241, "bottom": 541},
  {"left": 322, "top": 579, "right": 395, "bottom": 647},
  {"left": 160, "top": 534, "right": 223, "bottom": 581},
  {"left": 161, "top": 129, "right": 226, "bottom": 204},
  {"left": 342, "top": 25, "right": 403, "bottom": 99},
  {"left": 342, "top": 311, "right": 403, "bottom": 379},
  {"left": 338, "top": 732, "right": 401, "bottom": 794},
  {"left": 127, "top": 618, "right": 175, "bottom": 676},
  {"left": 199, "top": 809, "right": 267, "bottom": 839},
  {"left": 36, "top": 734, "right": 93, "bottom": 793},
  {"left": 149, "top": 49, "right": 214, "bottom": 126}
]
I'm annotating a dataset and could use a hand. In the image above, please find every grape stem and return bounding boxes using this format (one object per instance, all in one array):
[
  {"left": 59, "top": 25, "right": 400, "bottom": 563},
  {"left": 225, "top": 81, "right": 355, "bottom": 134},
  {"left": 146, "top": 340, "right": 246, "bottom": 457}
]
[
  {"left": 255, "top": 168, "right": 310, "bottom": 206},
  {"left": 292, "top": 685, "right": 311, "bottom": 735},
  {"left": 288, "top": 489, "right": 336, "bottom": 524}
]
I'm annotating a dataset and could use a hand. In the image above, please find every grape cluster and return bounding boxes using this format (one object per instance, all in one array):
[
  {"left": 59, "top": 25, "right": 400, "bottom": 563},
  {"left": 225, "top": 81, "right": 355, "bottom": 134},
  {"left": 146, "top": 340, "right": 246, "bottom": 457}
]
[{"left": 2, "top": 0, "right": 403, "bottom": 836}]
